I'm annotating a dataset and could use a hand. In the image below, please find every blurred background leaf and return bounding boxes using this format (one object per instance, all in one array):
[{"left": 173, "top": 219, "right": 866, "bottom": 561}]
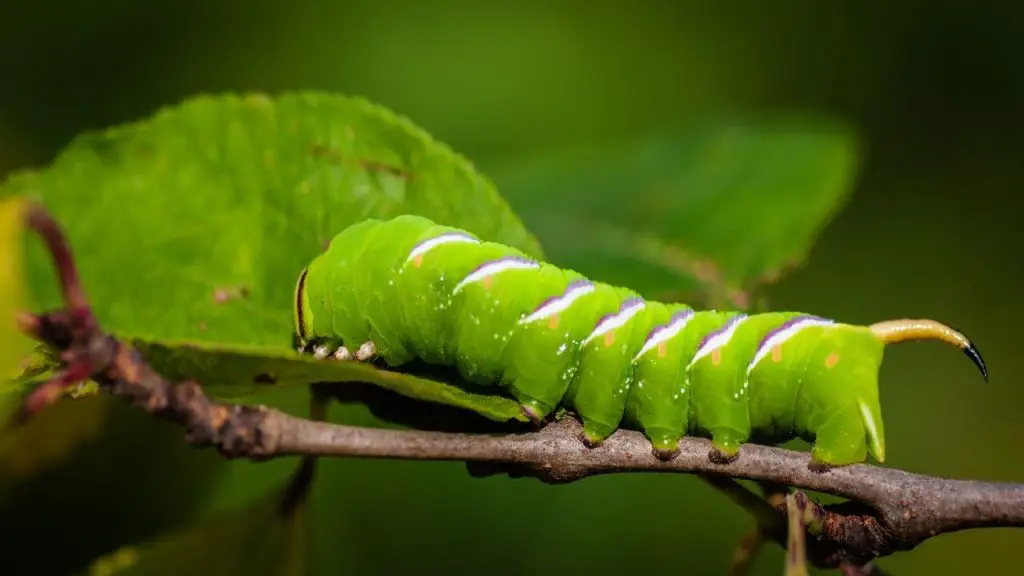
[
  {"left": 492, "top": 117, "right": 859, "bottom": 308},
  {"left": 85, "top": 459, "right": 313, "bottom": 576},
  {"left": 1, "top": 2, "right": 1021, "bottom": 575},
  {"left": 0, "top": 393, "right": 228, "bottom": 575}
]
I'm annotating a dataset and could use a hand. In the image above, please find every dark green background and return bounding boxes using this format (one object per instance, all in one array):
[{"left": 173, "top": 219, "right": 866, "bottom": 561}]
[{"left": 1, "top": 1, "right": 1021, "bottom": 574}]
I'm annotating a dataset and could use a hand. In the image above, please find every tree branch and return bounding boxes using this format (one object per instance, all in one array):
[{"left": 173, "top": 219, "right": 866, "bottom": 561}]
[{"left": 11, "top": 202, "right": 1024, "bottom": 571}]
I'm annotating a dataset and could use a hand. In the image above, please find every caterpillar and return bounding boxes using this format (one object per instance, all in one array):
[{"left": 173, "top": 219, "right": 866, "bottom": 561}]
[{"left": 293, "top": 215, "right": 987, "bottom": 466}]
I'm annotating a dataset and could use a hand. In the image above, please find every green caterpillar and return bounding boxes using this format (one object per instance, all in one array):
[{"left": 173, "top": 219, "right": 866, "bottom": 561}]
[{"left": 293, "top": 215, "right": 987, "bottom": 466}]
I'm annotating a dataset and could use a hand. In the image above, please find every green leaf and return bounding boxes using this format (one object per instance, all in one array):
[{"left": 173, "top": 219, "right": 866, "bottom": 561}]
[
  {"left": 132, "top": 339, "right": 526, "bottom": 422},
  {"left": 85, "top": 459, "right": 313, "bottom": 576},
  {"left": 0, "top": 92, "right": 537, "bottom": 573},
  {"left": 3, "top": 91, "right": 541, "bottom": 345},
  {"left": 0, "top": 92, "right": 541, "bottom": 406},
  {"left": 492, "top": 116, "right": 860, "bottom": 308}
]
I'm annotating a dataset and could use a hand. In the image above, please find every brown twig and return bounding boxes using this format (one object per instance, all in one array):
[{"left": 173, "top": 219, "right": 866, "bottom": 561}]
[{"left": 11, "top": 202, "right": 1024, "bottom": 571}]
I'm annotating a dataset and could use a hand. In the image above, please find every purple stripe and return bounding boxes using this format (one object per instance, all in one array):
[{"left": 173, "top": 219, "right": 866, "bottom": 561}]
[
  {"left": 621, "top": 297, "right": 645, "bottom": 310},
  {"left": 754, "top": 314, "right": 832, "bottom": 351},
  {"left": 594, "top": 311, "right": 617, "bottom": 330},
  {"left": 428, "top": 231, "right": 476, "bottom": 244},
  {"left": 468, "top": 255, "right": 536, "bottom": 274},
  {"left": 669, "top": 308, "right": 696, "bottom": 324},
  {"left": 529, "top": 279, "right": 593, "bottom": 316},
  {"left": 591, "top": 297, "right": 645, "bottom": 334},
  {"left": 696, "top": 313, "right": 748, "bottom": 350},
  {"left": 453, "top": 255, "right": 541, "bottom": 294},
  {"left": 747, "top": 314, "right": 835, "bottom": 368},
  {"left": 409, "top": 231, "right": 476, "bottom": 253},
  {"left": 643, "top": 308, "right": 695, "bottom": 346}
]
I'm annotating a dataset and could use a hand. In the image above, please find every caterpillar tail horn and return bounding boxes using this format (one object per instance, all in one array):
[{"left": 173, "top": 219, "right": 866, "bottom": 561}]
[{"left": 869, "top": 319, "right": 988, "bottom": 382}]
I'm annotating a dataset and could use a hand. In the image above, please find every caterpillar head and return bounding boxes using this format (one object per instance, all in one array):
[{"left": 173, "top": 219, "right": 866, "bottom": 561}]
[{"left": 293, "top": 267, "right": 314, "bottom": 349}]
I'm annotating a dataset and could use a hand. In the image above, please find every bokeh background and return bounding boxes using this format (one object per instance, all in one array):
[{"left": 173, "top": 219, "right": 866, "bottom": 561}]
[{"left": 1, "top": 1, "right": 1021, "bottom": 575}]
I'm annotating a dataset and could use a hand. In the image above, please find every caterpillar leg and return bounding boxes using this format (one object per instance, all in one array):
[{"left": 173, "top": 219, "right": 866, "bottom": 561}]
[
  {"left": 808, "top": 418, "right": 869, "bottom": 468},
  {"left": 708, "top": 428, "right": 746, "bottom": 463},
  {"left": 311, "top": 343, "right": 336, "bottom": 360},
  {"left": 300, "top": 340, "right": 377, "bottom": 363},
  {"left": 644, "top": 429, "right": 683, "bottom": 460},
  {"left": 578, "top": 418, "right": 618, "bottom": 447},
  {"left": 518, "top": 399, "right": 556, "bottom": 425},
  {"left": 354, "top": 341, "right": 377, "bottom": 361}
]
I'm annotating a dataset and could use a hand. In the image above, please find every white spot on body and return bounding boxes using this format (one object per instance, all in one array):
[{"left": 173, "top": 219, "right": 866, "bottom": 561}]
[
  {"left": 582, "top": 299, "right": 646, "bottom": 347},
  {"left": 405, "top": 232, "right": 479, "bottom": 263}
]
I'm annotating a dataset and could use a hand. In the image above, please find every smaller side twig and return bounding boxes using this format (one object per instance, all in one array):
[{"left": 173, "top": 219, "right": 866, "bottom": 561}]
[{"left": 716, "top": 479, "right": 788, "bottom": 576}]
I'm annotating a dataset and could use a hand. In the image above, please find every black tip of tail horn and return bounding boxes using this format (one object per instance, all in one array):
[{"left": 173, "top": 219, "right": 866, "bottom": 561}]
[
  {"left": 963, "top": 342, "right": 988, "bottom": 382},
  {"left": 949, "top": 323, "right": 987, "bottom": 382}
]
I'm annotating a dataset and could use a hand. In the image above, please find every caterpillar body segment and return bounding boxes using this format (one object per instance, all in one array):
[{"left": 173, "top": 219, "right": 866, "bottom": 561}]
[{"left": 294, "top": 215, "right": 987, "bottom": 466}]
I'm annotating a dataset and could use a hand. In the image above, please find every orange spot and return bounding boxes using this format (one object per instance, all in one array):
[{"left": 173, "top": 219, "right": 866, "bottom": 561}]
[
  {"left": 603, "top": 331, "right": 615, "bottom": 347},
  {"left": 483, "top": 276, "right": 493, "bottom": 290},
  {"left": 414, "top": 255, "right": 424, "bottom": 268},
  {"left": 548, "top": 314, "right": 560, "bottom": 330},
  {"left": 825, "top": 352, "right": 840, "bottom": 369},
  {"left": 657, "top": 342, "right": 667, "bottom": 358},
  {"left": 711, "top": 349, "right": 722, "bottom": 366},
  {"left": 771, "top": 345, "right": 782, "bottom": 362}
]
